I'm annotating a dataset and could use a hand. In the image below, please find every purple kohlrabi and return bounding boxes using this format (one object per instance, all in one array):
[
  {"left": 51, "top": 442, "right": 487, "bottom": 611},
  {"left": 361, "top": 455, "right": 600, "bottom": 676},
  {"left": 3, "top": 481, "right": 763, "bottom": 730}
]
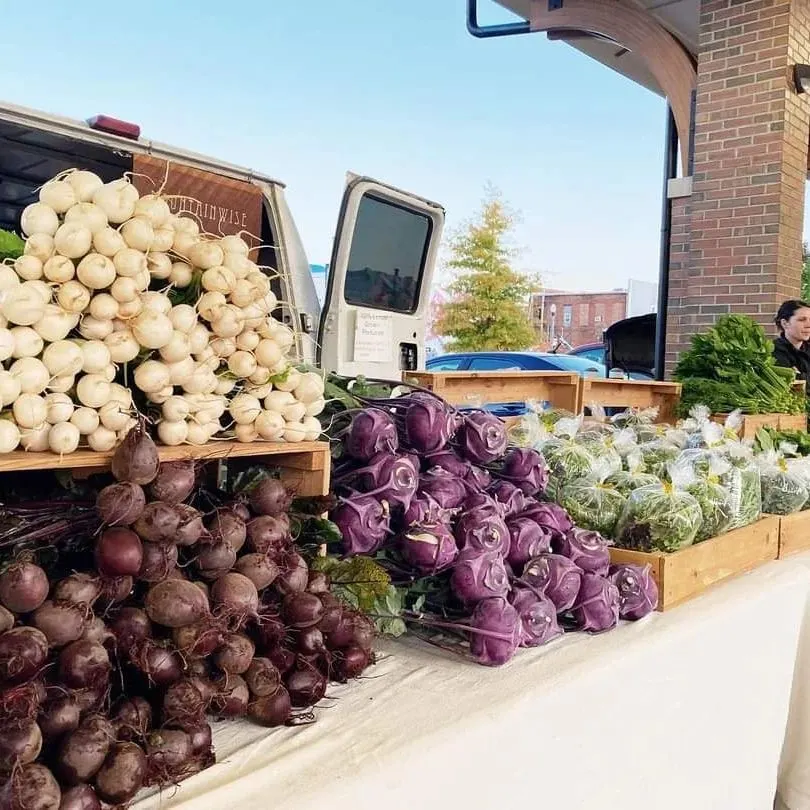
[
  {"left": 555, "top": 528, "right": 611, "bottom": 576},
  {"left": 423, "top": 450, "right": 470, "bottom": 479},
  {"left": 450, "top": 548, "right": 510, "bottom": 604},
  {"left": 509, "top": 587, "right": 563, "bottom": 647},
  {"left": 345, "top": 408, "right": 398, "bottom": 461},
  {"left": 399, "top": 523, "right": 459, "bottom": 573},
  {"left": 505, "top": 517, "right": 553, "bottom": 569},
  {"left": 403, "top": 494, "right": 450, "bottom": 527},
  {"left": 418, "top": 468, "right": 468, "bottom": 510},
  {"left": 461, "top": 491, "right": 504, "bottom": 518},
  {"left": 572, "top": 573, "right": 620, "bottom": 633},
  {"left": 488, "top": 480, "right": 529, "bottom": 517},
  {"left": 465, "top": 465, "right": 491, "bottom": 490},
  {"left": 457, "top": 411, "right": 508, "bottom": 466},
  {"left": 608, "top": 563, "right": 659, "bottom": 620},
  {"left": 519, "top": 502, "right": 573, "bottom": 542},
  {"left": 468, "top": 597, "right": 522, "bottom": 666},
  {"left": 454, "top": 509, "right": 510, "bottom": 555},
  {"left": 521, "top": 553, "right": 583, "bottom": 612},
  {"left": 402, "top": 393, "right": 457, "bottom": 454},
  {"left": 331, "top": 495, "right": 390, "bottom": 555},
  {"left": 497, "top": 448, "right": 550, "bottom": 496},
  {"left": 351, "top": 453, "right": 419, "bottom": 511}
]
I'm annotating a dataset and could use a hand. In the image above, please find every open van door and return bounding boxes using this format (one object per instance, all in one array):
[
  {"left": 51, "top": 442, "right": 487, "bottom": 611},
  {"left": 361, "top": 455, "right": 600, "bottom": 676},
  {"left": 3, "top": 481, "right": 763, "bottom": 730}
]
[{"left": 317, "top": 174, "right": 444, "bottom": 378}]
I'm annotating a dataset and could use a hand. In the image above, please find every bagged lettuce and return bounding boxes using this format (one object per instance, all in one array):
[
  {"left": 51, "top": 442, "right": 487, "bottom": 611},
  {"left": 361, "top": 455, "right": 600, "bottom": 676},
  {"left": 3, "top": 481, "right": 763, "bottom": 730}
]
[
  {"left": 610, "top": 406, "right": 659, "bottom": 430},
  {"left": 534, "top": 417, "right": 597, "bottom": 501},
  {"left": 756, "top": 447, "right": 809, "bottom": 515},
  {"left": 639, "top": 439, "right": 681, "bottom": 479},
  {"left": 682, "top": 454, "right": 735, "bottom": 541},
  {"left": 615, "top": 463, "right": 704, "bottom": 552},
  {"left": 605, "top": 451, "right": 660, "bottom": 497},
  {"left": 559, "top": 460, "right": 627, "bottom": 538},
  {"left": 724, "top": 443, "right": 762, "bottom": 529}
]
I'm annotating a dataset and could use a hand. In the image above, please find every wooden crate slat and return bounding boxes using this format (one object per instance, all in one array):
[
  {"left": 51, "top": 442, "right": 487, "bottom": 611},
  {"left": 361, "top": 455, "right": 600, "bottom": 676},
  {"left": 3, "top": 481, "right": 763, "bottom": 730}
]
[
  {"left": 774, "top": 511, "right": 810, "bottom": 558},
  {"left": 609, "top": 516, "right": 779, "bottom": 610},
  {"left": 405, "top": 371, "right": 580, "bottom": 412},
  {"left": 0, "top": 441, "right": 332, "bottom": 498},
  {"left": 579, "top": 379, "right": 682, "bottom": 423}
]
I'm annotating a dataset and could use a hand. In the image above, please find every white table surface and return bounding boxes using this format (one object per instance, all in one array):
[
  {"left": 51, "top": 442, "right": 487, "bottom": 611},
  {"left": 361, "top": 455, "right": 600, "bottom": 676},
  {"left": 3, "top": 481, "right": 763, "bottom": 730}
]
[
  {"left": 777, "top": 552, "right": 810, "bottom": 810},
  {"left": 134, "top": 561, "right": 810, "bottom": 810}
]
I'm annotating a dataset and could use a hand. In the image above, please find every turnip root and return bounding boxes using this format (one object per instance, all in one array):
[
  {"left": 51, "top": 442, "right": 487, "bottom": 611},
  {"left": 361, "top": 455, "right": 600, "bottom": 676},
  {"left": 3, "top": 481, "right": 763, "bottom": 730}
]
[
  {"left": 0, "top": 763, "right": 61, "bottom": 810},
  {"left": 0, "top": 627, "right": 49, "bottom": 685},
  {"left": 55, "top": 715, "right": 114, "bottom": 786},
  {"left": 113, "top": 697, "right": 152, "bottom": 742},
  {"left": 57, "top": 785, "right": 101, "bottom": 810},
  {"left": 214, "top": 633, "right": 255, "bottom": 675},
  {"left": 0, "top": 562, "right": 49, "bottom": 614},
  {"left": 93, "top": 742, "right": 147, "bottom": 804},
  {"left": 0, "top": 719, "right": 42, "bottom": 772},
  {"left": 145, "top": 580, "right": 210, "bottom": 628}
]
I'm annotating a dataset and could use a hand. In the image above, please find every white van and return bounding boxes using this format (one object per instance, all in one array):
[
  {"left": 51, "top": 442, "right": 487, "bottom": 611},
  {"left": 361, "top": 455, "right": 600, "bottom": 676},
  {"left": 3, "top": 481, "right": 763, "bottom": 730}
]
[{"left": 0, "top": 103, "right": 444, "bottom": 378}]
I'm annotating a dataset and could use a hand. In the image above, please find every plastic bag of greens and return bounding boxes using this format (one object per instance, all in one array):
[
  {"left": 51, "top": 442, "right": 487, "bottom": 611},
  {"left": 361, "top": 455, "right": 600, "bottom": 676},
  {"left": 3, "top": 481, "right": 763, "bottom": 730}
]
[
  {"left": 724, "top": 443, "right": 762, "bottom": 529},
  {"left": 786, "top": 456, "right": 810, "bottom": 510},
  {"left": 507, "top": 400, "right": 575, "bottom": 448},
  {"left": 605, "top": 451, "right": 660, "bottom": 497},
  {"left": 610, "top": 406, "right": 659, "bottom": 430},
  {"left": 576, "top": 428, "right": 633, "bottom": 476},
  {"left": 756, "top": 447, "right": 809, "bottom": 515},
  {"left": 680, "top": 454, "right": 735, "bottom": 541},
  {"left": 559, "top": 460, "right": 627, "bottom": 539},
  {"left": 639, "top": 439, "right": 681, "bottom": 479},
  {"left": 537, "top": 417, "right": 597, "bottom": 501},
  {"left": 615, "top": 463, "right": 704, "bottom": 552}
]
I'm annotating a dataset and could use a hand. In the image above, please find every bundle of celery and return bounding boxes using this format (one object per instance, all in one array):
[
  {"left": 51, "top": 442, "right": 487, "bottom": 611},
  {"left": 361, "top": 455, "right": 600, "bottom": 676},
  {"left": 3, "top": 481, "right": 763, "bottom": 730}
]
[{"left": 674, "top": 315, "right": 805, "bottom": 416}]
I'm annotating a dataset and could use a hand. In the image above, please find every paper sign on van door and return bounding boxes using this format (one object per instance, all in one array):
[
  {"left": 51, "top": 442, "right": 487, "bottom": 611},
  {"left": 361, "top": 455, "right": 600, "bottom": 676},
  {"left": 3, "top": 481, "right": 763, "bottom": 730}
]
[{"left": 354, "top": 311, "right": 394, "bottom": 363}]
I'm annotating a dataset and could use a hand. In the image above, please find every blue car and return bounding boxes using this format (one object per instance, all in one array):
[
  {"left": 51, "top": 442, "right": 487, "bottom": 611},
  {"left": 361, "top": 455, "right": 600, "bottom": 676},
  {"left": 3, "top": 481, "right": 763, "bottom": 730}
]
[{"left": 425, "top": 351, "right": 607, "bottom": 417}]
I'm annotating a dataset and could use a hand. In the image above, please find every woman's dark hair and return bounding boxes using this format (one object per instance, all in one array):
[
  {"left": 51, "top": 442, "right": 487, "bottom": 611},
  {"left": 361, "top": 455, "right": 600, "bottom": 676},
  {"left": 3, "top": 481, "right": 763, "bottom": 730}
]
[{"left": 775, "top": 300, "right": 810, "bottom": 333}]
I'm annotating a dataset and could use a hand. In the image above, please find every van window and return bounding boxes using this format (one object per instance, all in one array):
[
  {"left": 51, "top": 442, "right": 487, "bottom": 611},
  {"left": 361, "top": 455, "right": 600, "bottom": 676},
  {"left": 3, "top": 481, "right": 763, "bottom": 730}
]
[{"left": 343, "top": 194, "right": 431, "bottom": 314}]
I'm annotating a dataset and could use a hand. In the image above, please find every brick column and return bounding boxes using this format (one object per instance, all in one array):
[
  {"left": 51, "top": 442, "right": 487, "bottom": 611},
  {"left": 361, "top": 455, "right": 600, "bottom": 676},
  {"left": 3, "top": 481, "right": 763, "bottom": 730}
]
[{"left": 665, "top": 0, "right": 810, "bottom": 373}]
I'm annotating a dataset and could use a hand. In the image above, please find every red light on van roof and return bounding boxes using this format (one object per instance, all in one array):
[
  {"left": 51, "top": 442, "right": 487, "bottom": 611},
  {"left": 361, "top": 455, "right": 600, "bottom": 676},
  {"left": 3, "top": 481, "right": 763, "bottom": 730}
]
[{"left": 86, "top": 115, "right": 141, "bottom": 140}]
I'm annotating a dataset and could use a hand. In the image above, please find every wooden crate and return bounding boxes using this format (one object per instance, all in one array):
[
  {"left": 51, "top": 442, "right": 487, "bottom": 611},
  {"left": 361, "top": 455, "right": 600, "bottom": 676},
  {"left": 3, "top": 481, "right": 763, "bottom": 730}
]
[
  {"left": 578, "top": 378, "right": 682, "bottom": 424},
  {"left": 711, "top": 412, "right": 807, "bottom": 440},
  {"left": 404, "top": 371, "right": 580, "bottom": 412},
  {"left": 0, "top": 441, "right": 332, "bottom": 497},
  {"left": 608, "top": 516, "right": 779, "bottom": 610},
  {"left": 773, "top": 511, "right": 810, "bottom": 558}
]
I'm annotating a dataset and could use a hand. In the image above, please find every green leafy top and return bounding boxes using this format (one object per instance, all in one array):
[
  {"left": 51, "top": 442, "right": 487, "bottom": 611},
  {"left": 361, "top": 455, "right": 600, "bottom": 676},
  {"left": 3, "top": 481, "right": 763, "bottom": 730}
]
[
  {"left": 0, "top": 230, "right": 24, "bottom": 262},
  {"left": 311, "top": 554, "right": 406, "bottom": 637}
]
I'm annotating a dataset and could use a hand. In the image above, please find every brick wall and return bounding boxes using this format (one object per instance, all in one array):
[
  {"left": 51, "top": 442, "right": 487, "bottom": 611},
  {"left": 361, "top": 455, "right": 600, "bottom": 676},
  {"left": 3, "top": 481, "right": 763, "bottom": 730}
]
[
  {"left": 532, "top": 291, "right": 628, "bottom": 347},
  {"left": 665, "top": 0, "right": 810, "bottom": 373}
]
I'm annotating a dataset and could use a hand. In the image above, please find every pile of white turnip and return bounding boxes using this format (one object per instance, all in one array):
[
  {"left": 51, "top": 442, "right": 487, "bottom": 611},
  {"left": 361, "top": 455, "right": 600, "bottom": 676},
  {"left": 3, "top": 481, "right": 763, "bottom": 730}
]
[
  {"left": 0, "top": 168, "right": 324, "bottom": 454},
  {"left": 0, "top": 427, "right": 373, "bottom": 810}
]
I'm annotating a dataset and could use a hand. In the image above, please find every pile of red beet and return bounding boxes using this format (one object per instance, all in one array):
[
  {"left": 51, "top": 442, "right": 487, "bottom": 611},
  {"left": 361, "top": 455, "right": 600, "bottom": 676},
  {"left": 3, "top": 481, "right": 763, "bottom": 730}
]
[{"left": 0, "top": 425, "right": 374, "bottom": 810}]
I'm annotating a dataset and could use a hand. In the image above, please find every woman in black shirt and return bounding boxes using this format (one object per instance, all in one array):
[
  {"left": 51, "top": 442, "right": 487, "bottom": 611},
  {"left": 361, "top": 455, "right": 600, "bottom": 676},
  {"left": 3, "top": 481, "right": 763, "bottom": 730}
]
[{"left": 773, "top": 300, "right": 810, "bottom": 382}]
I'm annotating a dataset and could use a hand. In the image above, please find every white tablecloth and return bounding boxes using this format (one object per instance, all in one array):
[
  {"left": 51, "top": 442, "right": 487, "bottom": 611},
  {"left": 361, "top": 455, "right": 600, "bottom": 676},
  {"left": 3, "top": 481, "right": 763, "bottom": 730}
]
[
  {"left": 135, "top": 562, "right": 809, "bottom": 810},
  {"left": 777, "top": 552, "right": 810, "bottom": 809}
]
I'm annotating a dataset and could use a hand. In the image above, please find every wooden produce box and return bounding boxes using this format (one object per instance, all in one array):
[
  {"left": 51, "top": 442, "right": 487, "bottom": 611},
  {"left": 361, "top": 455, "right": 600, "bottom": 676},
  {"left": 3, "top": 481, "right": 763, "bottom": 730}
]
[
  {"left": 773, "top": 511, "right": 810, "bottom": 558},
  {"left": 608, "top": 516, "right": 779, "bottom": 610},
  {"left": 711, "top": 412, "right": 807, "bottom": 440},
  {"left": 0, "top": 441, "right": 332, "bottom": 497},
  {"left": 404, "top": 371, "right": 581, "bottom": 413},
  {"left": 578, "top": 378, "right": 681, "bottom": 424}
]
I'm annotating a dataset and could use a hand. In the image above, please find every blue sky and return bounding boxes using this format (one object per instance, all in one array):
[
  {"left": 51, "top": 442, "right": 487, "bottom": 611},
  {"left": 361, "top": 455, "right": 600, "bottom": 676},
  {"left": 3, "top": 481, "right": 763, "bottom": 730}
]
[{"left": 0, "top": 1, "right": 702, "bottom": 291}]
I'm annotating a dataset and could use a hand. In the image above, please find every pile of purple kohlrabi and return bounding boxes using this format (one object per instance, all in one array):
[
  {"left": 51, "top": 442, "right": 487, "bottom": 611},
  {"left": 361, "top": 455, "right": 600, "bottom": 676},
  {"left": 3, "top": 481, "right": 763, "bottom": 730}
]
[{"left": 330, "top": 395, "right": 658, "bottom": 666}]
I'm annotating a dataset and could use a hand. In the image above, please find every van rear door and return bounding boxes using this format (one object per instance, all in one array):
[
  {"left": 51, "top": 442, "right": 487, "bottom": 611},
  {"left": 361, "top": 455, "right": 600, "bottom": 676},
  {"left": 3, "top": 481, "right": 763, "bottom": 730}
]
[{"left": 317, "top": 174, "right": 444, "bottom": 379}]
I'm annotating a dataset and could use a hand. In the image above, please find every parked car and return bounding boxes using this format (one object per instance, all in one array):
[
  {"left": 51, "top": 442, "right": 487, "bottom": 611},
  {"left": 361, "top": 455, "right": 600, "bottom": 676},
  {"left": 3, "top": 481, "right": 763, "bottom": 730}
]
[
  {"left": 566, "top": 342, "right": 606, "bottom": 366},
  {"left": 424, "top": 351, "right": 607, "bottom": 417},
  {"left": 426, "top": 351, "right": 607, "bottom": 376}
]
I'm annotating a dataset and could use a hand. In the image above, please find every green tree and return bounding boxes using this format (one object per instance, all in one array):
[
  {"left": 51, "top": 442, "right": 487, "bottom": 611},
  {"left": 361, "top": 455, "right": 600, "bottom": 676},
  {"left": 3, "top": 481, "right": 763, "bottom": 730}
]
[
  {"left": 802, "top": 242, "right": 810, "bottom": 301},
  {"left": 436, "top": 189, "right": 538, "bottom": 352}
]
